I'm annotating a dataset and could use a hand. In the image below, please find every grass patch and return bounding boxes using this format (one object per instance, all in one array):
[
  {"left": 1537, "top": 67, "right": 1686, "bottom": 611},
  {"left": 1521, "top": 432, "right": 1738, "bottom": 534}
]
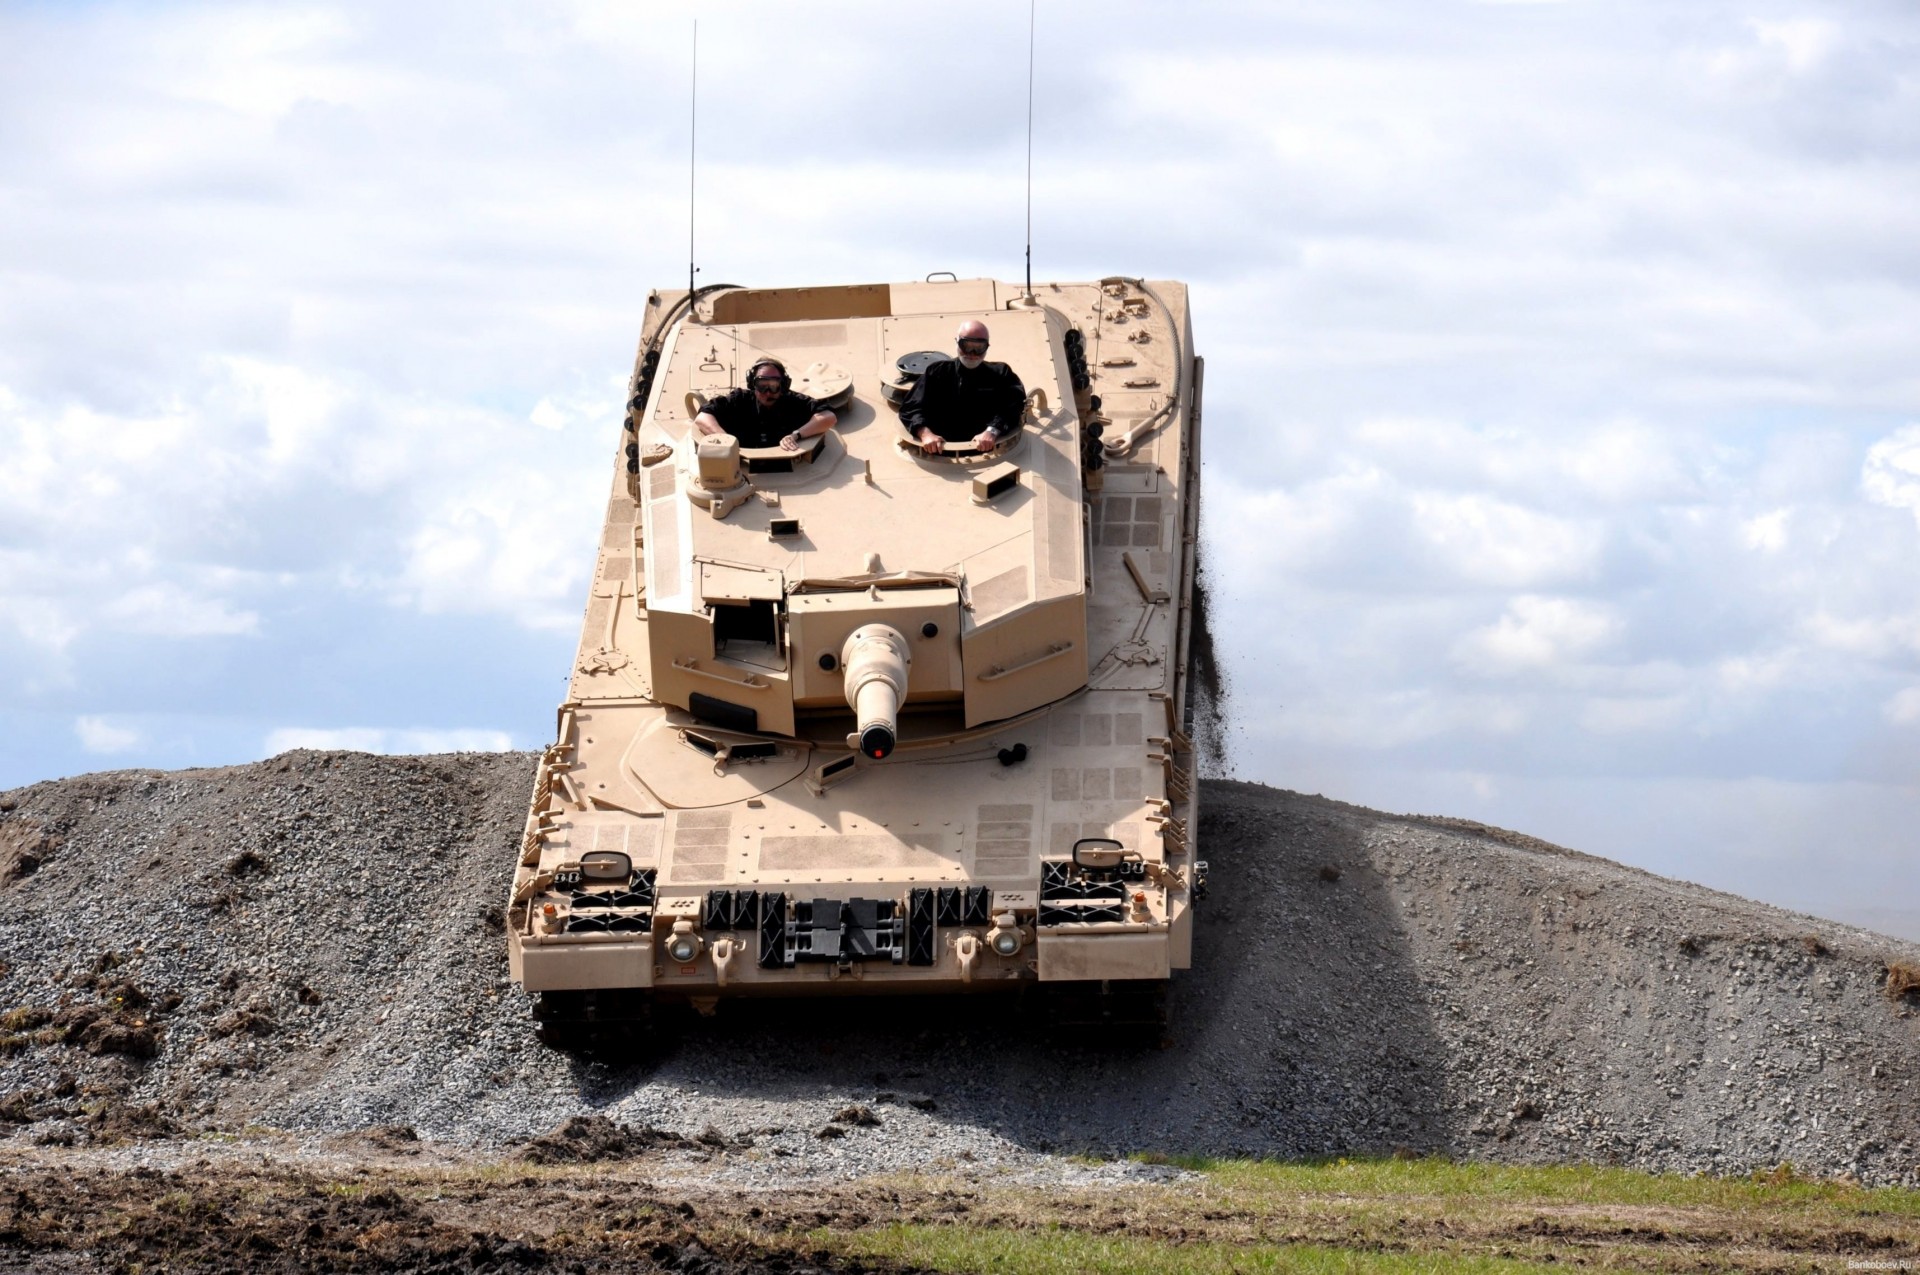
[
  {"left": 0, "top": 1006, "right": 53, "bottom": 1032},
  {"left": 789, "top": 1156, "right": 1920, "bottom": 1272},
  {"left": 817, "top": 1222, "right": 1561, "bottom": 1274},
  {"left": 1163, "top": 1155, "right": 1920, "bottom": 1218}
]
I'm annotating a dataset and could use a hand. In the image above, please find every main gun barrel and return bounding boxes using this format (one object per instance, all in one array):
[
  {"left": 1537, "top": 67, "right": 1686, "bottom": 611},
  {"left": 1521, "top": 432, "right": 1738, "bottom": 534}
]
[{"left": 842, "top": 623, "right": 911, "bottom": 759}]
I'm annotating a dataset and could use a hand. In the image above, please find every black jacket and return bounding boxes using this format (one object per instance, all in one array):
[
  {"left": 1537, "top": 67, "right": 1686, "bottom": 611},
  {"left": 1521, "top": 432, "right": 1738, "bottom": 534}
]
[
  {"left": 900, "top": 359, "right": 1025, "bottom": 443},
  {"left": 704, "top": 388, "right": 825, "bottom": 448}
]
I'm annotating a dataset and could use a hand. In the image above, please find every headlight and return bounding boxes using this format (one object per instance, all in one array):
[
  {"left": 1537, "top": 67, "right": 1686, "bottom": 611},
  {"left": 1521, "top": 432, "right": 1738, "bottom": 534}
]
[
  {"left": 665, "top": 920, "right": 703, "bottom": 964},
  {"left": 987, "top": 912, "right": 1024, "bottom": 957}
]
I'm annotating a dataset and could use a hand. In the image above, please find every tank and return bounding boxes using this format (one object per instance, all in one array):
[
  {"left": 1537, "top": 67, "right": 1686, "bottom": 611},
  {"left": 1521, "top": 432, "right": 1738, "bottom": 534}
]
[{"left": 507, "top": 276, "right": 1206, "bottom": 1046}]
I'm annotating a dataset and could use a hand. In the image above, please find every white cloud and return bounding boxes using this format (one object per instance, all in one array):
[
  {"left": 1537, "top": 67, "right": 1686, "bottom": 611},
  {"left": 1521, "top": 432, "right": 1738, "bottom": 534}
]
[
  {"left": 528, "top": 381, "right": 619, "bottom": 433},
  {"left": 1703, "top": 17, "right": 1846, "bottom": 95},
  {"left": 1411, "top": 496, "right": 1603, "bottom": 589},
  {"left": 75, "top": 715, "right": 139, "bottom": 754},
  {"left": 1205, "top": 463, "right": 1389, "bottom": 581},
  {"left": 0, "top": 346, "right": 604, "bottom": 664},
  {"left": 1349, "top": 418, "right": 1697, "bottom": 507},
  {"left": 105, "top": 583, "right": 261, "bottom": 638},
  {"left": 1453, "top": 595, "right": 1621, "bottom": 675},
  {"left": 1578, "top": 695, "right": 1689, "bottom": 734},
  {"left": 1861, "top": 425, "right": 1920, "bottom": 526},
  {"left": 1248, "top": 687, "right": 1532, "bottom": 751},
  {"left": 263, "top": 727, "right": 515, "bottom": 756},
  {"left": 390, "top": 468, "right": 598, "bottom": 630},
  {"left": 1, "top": 600, "right": 79, "bottom": 655},
  {"left": 1741, "top": 508, "right": 1790, "bottom": 552},
  {"left": 1549, "top": 425, "right": 1698, "bottom": 506},
  {"left": 1212, "top": 446, "right": 1611, "bottom": 593},
  {"left": 1749, "top": 19, "right": 1842, "bottom": 76},
  {"left": 217, "top": 356, "right": 349, "bottom": 473},
  {"left": 1884, "top": 688, "right": 1920, "bottom": 727},
  {"left": 1801, "top": 611, "right": 1920, "bottom": 661},
  {"left": 1713, "top": 650, "right": 1798, "bottom": 694}
]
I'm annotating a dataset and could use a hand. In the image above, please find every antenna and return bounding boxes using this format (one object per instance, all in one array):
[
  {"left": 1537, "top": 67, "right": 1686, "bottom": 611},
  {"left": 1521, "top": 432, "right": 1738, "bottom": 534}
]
[
  {"left": 688, "top": 20, "right": 698, "bottom": 308},
  {"left": 1022, "top": 0, "right": 1036, "bottom": 300}
]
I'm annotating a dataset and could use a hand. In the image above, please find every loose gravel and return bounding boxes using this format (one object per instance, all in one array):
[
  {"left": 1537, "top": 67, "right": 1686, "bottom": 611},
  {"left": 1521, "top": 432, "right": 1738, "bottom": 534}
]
[{"left": 1, "top": 754, "right": 1916, "bottom": 1186}]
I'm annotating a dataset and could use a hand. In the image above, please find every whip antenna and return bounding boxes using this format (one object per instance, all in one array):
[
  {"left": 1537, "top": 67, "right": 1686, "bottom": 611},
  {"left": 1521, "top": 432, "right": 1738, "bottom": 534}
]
[
  {"left": 688, "top": 20, "right": 698, "bottom": 307},
  {"left": 1022, "top": 0, "right": 1035, "bottom": 300}
]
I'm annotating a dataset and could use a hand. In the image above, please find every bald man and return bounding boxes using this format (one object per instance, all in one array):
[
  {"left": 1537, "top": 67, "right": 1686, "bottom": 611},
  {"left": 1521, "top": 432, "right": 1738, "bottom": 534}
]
[{"left": 899, "top": 320, "right": 1026, "bottom": 454}]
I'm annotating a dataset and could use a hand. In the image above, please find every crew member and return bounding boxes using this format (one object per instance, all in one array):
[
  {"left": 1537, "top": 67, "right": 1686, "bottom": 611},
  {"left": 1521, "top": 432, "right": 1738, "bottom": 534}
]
[
  {"left": 694, "top": 359, "right": 836, "bottom": 452},
  {"left": 900, "top": 320, "right": 1025, "bottom": 454}
]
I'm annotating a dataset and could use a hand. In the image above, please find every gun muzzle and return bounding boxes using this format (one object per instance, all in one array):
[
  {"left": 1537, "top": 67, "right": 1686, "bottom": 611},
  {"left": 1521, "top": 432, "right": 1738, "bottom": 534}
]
[{"left": 842, "top": 623, "right": 911, "bottom": 759}]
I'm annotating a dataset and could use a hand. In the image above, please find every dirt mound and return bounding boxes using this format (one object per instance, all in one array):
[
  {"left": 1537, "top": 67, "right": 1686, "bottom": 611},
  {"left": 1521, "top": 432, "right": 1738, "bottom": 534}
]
[
  {"left": 1, "top": 753, "right": 1916, "bottom": 1185},
  {"left": 517, "top": 1114, "right": 751, "bottom": 1164}
]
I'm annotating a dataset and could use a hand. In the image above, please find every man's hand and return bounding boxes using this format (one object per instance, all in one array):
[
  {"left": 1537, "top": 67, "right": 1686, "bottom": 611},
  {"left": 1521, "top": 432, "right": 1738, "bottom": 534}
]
[
  {"left": 917, "top": 429, "right": 945, "bottom": 454},
  {"left": 971, "top": 428, "right": 999, "bottom": 451},
  {"left": 780, "top": 432, "right": 803, "bottom": 452},
  {"left": 693, "top": 412, "right": 723, "bottom": 437}
]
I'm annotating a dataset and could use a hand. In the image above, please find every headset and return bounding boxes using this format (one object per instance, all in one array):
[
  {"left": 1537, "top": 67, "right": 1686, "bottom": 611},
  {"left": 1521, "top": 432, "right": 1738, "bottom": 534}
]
[{"left": 746, "top": 359, "right": 790, "bottom": 394}]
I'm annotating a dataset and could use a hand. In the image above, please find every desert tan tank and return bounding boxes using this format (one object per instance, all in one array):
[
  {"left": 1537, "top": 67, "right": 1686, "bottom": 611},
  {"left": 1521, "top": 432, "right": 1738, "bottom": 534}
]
[{"left": 507, "top": 276, "right": 1205, "bottom": 1046}]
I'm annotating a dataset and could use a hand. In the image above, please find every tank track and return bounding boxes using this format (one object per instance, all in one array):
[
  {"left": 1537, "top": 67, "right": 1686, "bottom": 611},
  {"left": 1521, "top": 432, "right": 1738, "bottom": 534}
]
[
  {"left": 532, "top": 983, "right": 1171, "bottom": 1052},
  {"left": 1033, "top": 979, "right": 1173, "bottom": 1046},
  {"left": 532, "top": 989, "right": 657, "bottom": 1055}
]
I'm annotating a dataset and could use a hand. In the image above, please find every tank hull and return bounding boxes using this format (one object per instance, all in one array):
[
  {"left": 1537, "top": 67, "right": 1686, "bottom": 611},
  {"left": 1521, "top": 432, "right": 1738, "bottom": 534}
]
[{"left": 507, "top": 278, "right": 1204, "bottom": 1036}]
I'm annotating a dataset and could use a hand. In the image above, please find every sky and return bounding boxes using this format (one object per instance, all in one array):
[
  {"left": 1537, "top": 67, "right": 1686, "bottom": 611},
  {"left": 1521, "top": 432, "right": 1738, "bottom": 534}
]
[{"left": 2, "top": 1, "right": 1917, "bottom": 940}]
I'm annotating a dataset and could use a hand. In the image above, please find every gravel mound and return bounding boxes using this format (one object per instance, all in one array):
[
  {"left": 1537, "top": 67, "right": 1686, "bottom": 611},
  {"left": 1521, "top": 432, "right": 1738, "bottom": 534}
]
[{"left": 1, "top": 753, "right": 1915, "bottom": 1184}]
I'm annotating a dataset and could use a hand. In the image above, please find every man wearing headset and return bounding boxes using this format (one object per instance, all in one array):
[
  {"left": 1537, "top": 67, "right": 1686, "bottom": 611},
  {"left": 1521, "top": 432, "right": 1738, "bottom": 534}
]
[
  {"left": 693, "top": 358, "right": 837, "bottom": 452},
  {"left": 900, "top": 319, "right": 1025, "bottom": 454}
]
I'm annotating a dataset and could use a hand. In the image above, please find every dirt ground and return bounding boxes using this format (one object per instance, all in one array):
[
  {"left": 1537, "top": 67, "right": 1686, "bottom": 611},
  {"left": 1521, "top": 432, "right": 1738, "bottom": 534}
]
[{"left": 3, "top": 1139, "right": 1917, "bottom": 1273}]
